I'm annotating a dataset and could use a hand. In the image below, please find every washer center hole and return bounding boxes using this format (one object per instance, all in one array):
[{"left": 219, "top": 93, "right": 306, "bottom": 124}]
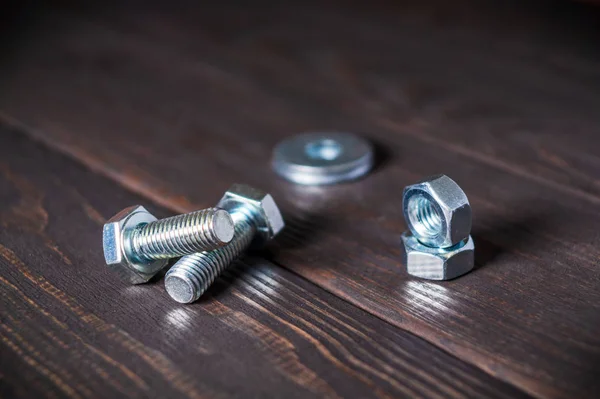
[{"left": 305, "top": 139, "right": 343, "bottom": 161}]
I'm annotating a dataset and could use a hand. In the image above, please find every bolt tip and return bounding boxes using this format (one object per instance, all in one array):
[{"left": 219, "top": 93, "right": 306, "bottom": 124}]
[
  {"left": 213, "top": 209, "right": 235, "bottom": 244},
  {"left": 165, "top": 274, "right": 196, "bottom": 303}
]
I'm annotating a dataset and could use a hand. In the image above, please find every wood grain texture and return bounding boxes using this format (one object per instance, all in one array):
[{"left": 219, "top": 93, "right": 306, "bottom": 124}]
[
  {"left": 0, "top": 127, "right": 529, "bottom": 398},
  {"left": 1, "top": 1, "right": 600, "bottom": 398}
]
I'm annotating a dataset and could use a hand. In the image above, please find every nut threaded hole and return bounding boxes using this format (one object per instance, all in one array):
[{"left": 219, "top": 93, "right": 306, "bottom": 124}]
[{"left": 407, "top": 195, "right": 443, "bottom": 239}]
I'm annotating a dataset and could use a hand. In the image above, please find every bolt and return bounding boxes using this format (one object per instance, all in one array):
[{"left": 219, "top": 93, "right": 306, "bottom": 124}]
[
  {"left": 128, "top": 208, "right": 235, "bottom": 260},
  {"left": 164, "top": 184, "right": 285, "bottom": 303},
  {"left": 103, "top": 206, "right": 235, "bottom": 284}
]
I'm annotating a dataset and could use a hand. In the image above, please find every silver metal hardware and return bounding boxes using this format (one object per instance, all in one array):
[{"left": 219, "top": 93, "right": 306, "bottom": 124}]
[
  {"left": 272, "top": 132, "right": 374, "bottom": 185},
  {"left": 401, "top": 175, "right": 474, "bottom": 280},
  {"left": 103, "top": 206, "right": 234, "bottom": 284},
  {"left": 165, "top": 184, "right": 284, "bottom": 303}
]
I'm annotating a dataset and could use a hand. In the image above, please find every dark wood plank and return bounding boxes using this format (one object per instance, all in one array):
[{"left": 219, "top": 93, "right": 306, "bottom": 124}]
[
  {"left": 3, "top": 0, "right": 600, "bottom": 206},
  {"left": 1, "top": 2, "right": 600, "bottom": 398},
  {"left": 0, "top": 127, "right": 528, "bottom": 398}
]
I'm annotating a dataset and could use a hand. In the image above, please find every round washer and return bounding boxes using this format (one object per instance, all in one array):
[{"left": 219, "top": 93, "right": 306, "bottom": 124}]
[{"left": 272, "top": 132, "right": 374, "bottom": 185}]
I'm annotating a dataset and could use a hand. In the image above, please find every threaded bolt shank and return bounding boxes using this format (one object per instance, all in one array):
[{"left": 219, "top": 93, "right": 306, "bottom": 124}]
[
  {"left": 129, "top": 208, "right": 234, "bottom": 261},
  {"left": 164, "top": 215, "right": 255, "bottom": 303}
]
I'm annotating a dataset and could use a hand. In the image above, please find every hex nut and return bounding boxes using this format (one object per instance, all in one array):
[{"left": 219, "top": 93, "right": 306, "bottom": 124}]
[
  {"left": 102, "top": 205, "right": 168, "bottom": 284},
  {"left": 401, "top": 232, "right": 474, "bottom": 280},
  {"left": 403, "top": 174, "right": 471, "bottom": 248},
  {"left": 217, "top": 184, "right": 285, "bottom": 248}
]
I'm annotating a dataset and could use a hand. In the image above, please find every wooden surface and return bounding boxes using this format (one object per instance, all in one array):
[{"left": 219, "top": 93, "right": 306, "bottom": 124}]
[
  {"left": 0, "top": 127, "right": 528, "bottom": 398},
  {"left": 1, "top": 1, "right": 600, "bottom": 398}
]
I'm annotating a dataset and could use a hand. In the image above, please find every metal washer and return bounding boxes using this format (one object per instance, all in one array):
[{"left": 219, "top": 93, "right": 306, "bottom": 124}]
[{"left": 272, "top": 132, "right": 374, "bottom": 185}]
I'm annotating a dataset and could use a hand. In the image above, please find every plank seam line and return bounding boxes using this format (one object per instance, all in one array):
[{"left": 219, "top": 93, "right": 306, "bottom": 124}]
[{"left": 380, "top": 118, "right": 600, "bottom": 207}]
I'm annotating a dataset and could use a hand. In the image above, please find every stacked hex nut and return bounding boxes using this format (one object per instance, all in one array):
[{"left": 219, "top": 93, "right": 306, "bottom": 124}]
[{"left": 401, "top": 175, "right": 474, "bottom": 280}]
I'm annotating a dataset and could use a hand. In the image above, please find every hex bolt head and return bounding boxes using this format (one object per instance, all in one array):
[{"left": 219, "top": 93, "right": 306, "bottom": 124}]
[
  {"left": 103, "top": 205, "right": 168, "bottom": 284},
  {"left": 103, "top": 206, "right": 234, "bottom": 284},
  {"left": 216, "top": 183, "right": 285, "bottom": 247},
  {"left": 403, "top": 174, "right": 471, "bottom": 248},
  {"left": 164, "top": 184, "right": 285, "bottom": 303}
]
